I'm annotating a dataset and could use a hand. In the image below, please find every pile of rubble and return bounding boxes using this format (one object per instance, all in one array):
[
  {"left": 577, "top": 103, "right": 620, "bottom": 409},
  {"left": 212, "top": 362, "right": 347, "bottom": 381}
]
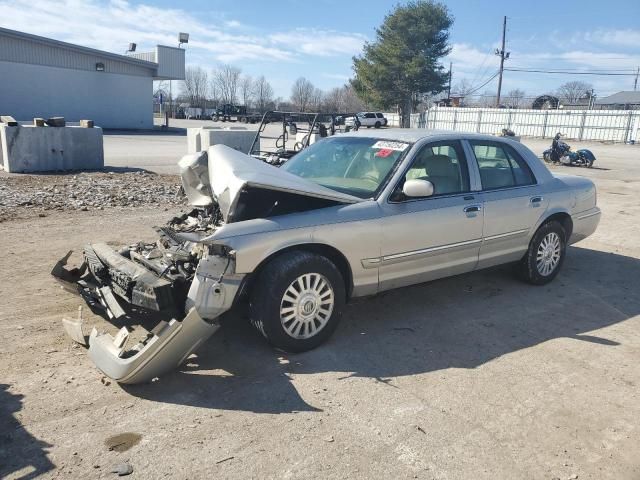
[{"left": 0, "top": 170, "right": 187, "bottom": 222}]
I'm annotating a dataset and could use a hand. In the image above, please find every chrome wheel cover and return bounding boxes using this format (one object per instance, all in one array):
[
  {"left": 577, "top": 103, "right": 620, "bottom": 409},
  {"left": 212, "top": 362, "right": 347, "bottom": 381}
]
[
  {"left": 280, "top": 273, "right": 334, "bottom": 339},
  {"left": 536, "top": 232, "right": 562, "bottom": 276}
]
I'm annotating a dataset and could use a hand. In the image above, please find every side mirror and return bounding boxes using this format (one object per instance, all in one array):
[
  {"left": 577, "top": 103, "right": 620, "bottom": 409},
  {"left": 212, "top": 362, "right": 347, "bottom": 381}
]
[{"left": 403, "top": 179, "right": 434, "bottom": 198}]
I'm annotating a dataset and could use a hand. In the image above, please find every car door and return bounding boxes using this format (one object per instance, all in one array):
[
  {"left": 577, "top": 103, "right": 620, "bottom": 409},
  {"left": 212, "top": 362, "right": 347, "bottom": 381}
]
[
  {"left": 377, "top": 140, "right": 484, "bottom": 291},
  {"left": 467, "top": 139, "right": 549, "bottom": 268}
]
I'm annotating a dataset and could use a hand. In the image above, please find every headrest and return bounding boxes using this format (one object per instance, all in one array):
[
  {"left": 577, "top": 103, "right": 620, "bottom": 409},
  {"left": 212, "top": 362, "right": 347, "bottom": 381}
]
[{"left": 424, "top": 154, "right": 456, "bottom": 177}]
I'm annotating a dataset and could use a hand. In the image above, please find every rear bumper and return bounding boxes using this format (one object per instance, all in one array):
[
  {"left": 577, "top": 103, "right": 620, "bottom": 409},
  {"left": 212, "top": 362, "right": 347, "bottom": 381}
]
[
  {"left": 570, "top": 207, "right": 601, "bottom": 245},
  {"left": 52, "top": 245, "right": 244, "bottom": 384}
]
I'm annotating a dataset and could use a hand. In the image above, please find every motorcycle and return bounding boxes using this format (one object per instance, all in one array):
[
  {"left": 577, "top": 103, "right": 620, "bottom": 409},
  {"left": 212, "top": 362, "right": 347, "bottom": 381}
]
[{"left": 543, "top": 139, "right": 595, "bottom": 168}]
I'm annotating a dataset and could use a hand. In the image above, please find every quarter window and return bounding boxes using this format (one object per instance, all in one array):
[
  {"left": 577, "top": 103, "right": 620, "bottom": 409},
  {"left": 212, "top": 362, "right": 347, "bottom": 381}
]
[
  {"left": 471, "top": 142, "right": 535, "bottom": 190},
  {"left": 398, "top": 141, "right": 470, "bottom": 198}
]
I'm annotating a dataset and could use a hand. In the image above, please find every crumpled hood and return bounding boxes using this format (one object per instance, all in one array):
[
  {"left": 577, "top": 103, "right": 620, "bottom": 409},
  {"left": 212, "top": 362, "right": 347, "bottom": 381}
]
[{"left": 204, "top": 145, "right": 362, "bottom": 222}]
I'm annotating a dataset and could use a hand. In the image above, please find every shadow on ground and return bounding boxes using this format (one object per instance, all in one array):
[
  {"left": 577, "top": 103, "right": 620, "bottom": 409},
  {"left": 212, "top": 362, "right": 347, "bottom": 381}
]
[
  {"left": 0, "top": 384, "right": 54, "bottom": 479},
  {"left": 125, "top": 246, "right": 638, "bottom": 414}
]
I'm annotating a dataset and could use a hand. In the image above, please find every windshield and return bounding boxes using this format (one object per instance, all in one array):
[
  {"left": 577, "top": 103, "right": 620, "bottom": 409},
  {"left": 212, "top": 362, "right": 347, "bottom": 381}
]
[{"left": 281, "top": 137, "right": 411, "bottom": 199}]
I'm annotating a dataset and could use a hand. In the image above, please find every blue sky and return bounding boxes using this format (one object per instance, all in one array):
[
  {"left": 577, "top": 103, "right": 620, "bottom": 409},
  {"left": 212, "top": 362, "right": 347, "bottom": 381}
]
[{"left": 1, "top": 0, "right": 639, "bottom": 100}]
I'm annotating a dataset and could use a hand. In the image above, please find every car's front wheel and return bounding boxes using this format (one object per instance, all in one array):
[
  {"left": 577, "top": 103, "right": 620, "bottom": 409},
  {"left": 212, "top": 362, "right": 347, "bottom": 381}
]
[
  {"left": 517, "top": 220, "right": 566, "bottom": 285},
  {"left": 249, "top": 251, "right": 345, "bottom": 352}
]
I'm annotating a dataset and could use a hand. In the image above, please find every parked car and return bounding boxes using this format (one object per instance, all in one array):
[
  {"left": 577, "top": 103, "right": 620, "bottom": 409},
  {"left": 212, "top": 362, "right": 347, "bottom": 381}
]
[
  {"left": 53, "top": 129, "right": 600, "bottom": 383},
  {"left": 346, "top": 112, "right": 388, "bottom": 128}
]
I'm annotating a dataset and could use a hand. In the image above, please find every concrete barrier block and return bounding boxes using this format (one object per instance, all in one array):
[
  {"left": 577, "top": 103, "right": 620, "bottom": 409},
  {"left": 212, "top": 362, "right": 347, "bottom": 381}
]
[
  {"left": 80, "top": 119, "right": 95, "bottom": 128},
  {"left": 34, "top": 118, "right": 45, "bottom": 127},
  {"left": 186, "top": 126, "right": 257, "bottom": 155},
  {"left": 0, "top": 125, "right": 104, "bottom": 173}
]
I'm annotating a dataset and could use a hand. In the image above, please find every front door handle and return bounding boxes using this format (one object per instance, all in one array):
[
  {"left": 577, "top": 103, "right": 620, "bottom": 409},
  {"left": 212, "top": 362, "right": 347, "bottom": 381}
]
[
  {"left": 530, "top": 196, "right": 543, "bottom": 206},
  {"left": 464, "top": 205, "right": 482, "bottom": 213}
]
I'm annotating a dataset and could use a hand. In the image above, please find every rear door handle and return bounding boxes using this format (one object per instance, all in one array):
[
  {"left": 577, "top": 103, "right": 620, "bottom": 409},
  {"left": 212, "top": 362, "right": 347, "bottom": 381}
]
[
  {"left": 530, "top": 196, "right": 543, "bottom": 206},
  {"left": 464, "top": 205, "right": 482, "bottom": 213}
]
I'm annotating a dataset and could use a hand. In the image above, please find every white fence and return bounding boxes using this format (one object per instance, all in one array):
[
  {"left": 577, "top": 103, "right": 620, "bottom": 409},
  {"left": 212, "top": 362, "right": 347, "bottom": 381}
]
[{"left": 406, "top": 107, "right": 640, "bottom": 143}]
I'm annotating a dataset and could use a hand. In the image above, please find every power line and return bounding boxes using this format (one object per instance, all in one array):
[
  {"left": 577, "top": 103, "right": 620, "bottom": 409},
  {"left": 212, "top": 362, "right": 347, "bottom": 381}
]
[
  {"left": 508, "top": 66, "right": 637, "bottom": 72},
  {"left": 504, "top": 68, "right": 637, "bottom": 76},
  {"left": 463, "top": 71, "right": 500, "bottom": 96}
]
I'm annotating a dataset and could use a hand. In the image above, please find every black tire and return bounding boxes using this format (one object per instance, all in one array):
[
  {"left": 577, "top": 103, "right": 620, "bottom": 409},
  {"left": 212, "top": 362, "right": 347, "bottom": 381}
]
[
  {"left": 374, "top": 121, "right": 381, "bottom": 128},
  {"left": 516, "top": 220, "right": 566, "bottom": 285},
  {"left": 249, "top": 251, "right": 345, "bottom": 352}
]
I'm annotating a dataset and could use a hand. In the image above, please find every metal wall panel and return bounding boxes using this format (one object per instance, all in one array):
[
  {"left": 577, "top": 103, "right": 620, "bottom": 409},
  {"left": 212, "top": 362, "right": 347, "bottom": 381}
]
[{"left": 0, "top": 31, "right": 155, "bottom": 77}]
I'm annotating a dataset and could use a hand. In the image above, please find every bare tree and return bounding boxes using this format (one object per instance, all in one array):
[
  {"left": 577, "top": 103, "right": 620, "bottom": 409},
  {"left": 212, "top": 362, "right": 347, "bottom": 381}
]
[
  {"left": 557, "top": 81, "right": 593, "bottom": 104},
  {"left": 182, "top": 66, "right": 209, "bottom": 108},
  {"left": 239, "top": 75, "right": 254, "bottom": 108},
  {"left": 215, "top": 65, "right": 242, "bottom": 105},
  {"left": 309, "top": 87, "right": 324, "bottom": 112},
  {"left": 476, "top": 90, "right": 497, "bottom": 108},
  {"left": 253, "top": 76, "right": 274, "bottom": 113},
  {"left": 291, "top": 77, "right": 315, "bottom": 112},
  {"left": 324, "top": 85, "right": 366, "bottom": 112},
  {"left": 505, "top": 89, "right": 526, "bottom": 109},
  {"left": 452, "top": 79, "right": 474, "bottom": 106},
  {"left": 209, "top": 71, "right": 221, "bottom": 107}
]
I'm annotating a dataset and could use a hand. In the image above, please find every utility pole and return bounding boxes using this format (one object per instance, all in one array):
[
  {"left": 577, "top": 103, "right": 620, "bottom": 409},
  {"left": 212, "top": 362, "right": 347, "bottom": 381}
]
[
  {"left": 447, "top": 62, "right": 452, "bottom": 103},
  {"left": 495, "top": 16, "right": 510, "bottom": 107},
  {"left": 634, "top": 67, "right": 639, "bottom": 91}
]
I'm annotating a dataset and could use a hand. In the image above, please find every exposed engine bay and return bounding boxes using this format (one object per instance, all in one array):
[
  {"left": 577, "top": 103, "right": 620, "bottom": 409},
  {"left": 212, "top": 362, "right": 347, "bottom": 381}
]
[
  {"left": 51, "top": 144, "right": 360, "bottom": 384},
  {"left": 51, "top": 204, "right": 238, "bottom": 384}
]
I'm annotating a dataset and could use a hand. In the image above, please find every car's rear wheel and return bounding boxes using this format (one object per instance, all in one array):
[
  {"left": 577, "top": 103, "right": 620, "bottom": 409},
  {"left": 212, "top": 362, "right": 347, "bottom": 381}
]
[
  {"left": 517, "top": 220, "right": 566, "bottom": 285},
  {"left": 374, "top": 121, "right": 381, "bottom": 128},
  {"left": 249, "top": 251, "right": 345, "bottom": 352}
]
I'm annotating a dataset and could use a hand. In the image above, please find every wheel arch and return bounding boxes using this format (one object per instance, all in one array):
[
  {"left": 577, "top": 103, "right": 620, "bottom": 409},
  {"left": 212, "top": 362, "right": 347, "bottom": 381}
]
[
  {"left": 240, "top": 243, "right": 354, "bottom": 301},
  {"left": 536, "top": 210, "right": 573, "bottom": 241}
]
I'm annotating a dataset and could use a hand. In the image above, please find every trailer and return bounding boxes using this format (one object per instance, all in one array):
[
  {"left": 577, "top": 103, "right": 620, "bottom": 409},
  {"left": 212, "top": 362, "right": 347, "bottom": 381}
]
[{"left": 211, "top": 104, "right": 262, "bottom": 123}]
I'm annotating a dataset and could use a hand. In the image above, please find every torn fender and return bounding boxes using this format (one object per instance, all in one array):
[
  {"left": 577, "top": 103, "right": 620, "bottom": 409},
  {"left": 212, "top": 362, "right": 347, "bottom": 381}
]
[{"left": 89, "top": 307, "right": 219, "bottom": 384}]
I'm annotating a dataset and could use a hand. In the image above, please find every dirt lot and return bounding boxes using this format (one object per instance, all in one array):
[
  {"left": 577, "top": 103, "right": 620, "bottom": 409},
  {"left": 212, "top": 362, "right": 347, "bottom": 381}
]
[{"left": 1, "top": 140, "right": 639, "bottom": 479}]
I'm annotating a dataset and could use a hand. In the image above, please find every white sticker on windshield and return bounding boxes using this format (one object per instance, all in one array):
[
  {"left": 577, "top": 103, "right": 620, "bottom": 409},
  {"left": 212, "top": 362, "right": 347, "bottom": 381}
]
[{"left": 371, "top": 141, "right": 409, "bottom": 151}]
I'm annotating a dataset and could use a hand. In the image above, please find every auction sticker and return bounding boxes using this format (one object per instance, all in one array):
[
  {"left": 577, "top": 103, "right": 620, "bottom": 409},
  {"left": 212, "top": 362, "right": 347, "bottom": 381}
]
[{"left": 371, "top": 141, "right": 409, "bottom": 151}]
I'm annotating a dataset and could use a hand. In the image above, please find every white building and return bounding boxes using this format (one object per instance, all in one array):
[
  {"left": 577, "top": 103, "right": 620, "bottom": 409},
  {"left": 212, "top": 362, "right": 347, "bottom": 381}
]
[{"left": 0, "top": 27, "right": 184, "bottom": 129}]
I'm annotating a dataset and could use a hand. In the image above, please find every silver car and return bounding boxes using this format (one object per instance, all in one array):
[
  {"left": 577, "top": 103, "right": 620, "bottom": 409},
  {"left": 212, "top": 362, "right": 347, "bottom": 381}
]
[{"left": 53, "top": 129, "right": 601, "bottom": 383}]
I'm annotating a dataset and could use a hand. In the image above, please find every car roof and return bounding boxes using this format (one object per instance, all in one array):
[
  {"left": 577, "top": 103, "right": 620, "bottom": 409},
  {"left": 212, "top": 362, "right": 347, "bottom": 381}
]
[{"left": 338, "top": 128, "right": 516, "bottom": 144}]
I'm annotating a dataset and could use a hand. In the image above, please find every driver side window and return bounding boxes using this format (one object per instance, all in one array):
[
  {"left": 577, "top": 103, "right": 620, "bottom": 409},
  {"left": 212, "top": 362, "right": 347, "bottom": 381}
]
[{"left": 400, "top": 141, "right": 470, "bottom": 198}]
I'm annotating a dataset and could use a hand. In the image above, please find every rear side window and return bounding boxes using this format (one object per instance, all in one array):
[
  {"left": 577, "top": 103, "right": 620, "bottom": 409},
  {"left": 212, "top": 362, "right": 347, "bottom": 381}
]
[
  {"left": 471, "top": 141, "right": 536, "bottom": 190},
  {"left": 376, "top": 113, "right": 384, "bottom": 118},
  {"left": 365, "top": 113, "right": 376, "bottom": 118}
]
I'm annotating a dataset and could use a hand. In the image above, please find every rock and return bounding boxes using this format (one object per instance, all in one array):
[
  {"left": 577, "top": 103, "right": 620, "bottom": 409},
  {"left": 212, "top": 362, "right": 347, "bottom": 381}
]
[{"left": 110, "top": 463, "right": 133, "bottom": 476}]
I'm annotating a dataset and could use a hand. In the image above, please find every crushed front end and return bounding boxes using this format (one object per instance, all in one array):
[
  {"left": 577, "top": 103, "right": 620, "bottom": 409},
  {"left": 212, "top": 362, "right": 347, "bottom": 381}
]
[{"left": 51, "top": 206, "right": 244, "bottom": 384}]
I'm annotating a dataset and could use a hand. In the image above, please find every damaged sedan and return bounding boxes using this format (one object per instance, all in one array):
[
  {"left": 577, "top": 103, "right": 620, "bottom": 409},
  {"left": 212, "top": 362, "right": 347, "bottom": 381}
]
[{"left": 53, "top": 129, "right": 601, "bottom": 383}]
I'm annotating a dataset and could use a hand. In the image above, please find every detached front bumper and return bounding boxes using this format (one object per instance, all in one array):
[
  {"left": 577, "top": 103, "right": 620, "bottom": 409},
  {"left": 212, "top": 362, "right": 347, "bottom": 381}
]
[{"left": 52, "top": 245, "right": 244, "bottom": 384}]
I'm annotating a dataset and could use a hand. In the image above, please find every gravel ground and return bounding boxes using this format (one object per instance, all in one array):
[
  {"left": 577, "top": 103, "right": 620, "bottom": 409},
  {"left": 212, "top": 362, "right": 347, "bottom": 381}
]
[
  {"left": 0, "top": 139, "right": 639, "bottom": 479},
  {"left": 0, "top": 170, "right": 186, "bottom": 222}
]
